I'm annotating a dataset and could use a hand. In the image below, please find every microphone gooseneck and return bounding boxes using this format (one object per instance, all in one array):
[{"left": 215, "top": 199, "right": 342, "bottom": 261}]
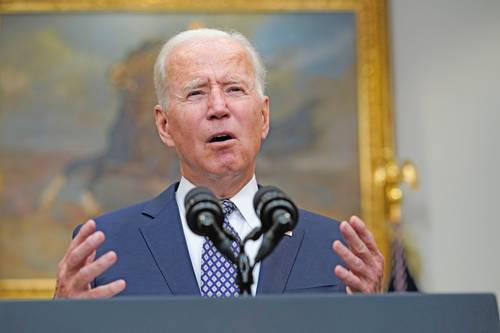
[
  {"left": 253, "top": 186, "right": 299, "bottom": 263},
  {"left": 184, "top": 185, "right": 299, "bottom": 295}
]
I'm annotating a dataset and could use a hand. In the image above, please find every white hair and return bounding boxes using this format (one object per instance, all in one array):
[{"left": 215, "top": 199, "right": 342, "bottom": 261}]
[{"left": 153, "top": 28, "right": 267, "bottom": 109}]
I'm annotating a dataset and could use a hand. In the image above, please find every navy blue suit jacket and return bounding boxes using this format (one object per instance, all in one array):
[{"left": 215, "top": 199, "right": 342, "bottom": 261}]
[{"left": 87, "top": 183, "right": 347, "bottom": 296}]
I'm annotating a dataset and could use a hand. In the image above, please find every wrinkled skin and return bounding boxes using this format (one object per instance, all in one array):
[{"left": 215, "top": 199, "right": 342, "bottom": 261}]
[{"left": 154, "top": 37, "right": 270, "bottom": 198}]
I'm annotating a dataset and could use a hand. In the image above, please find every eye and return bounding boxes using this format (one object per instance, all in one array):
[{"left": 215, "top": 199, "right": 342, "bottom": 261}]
[
  {"left": 225, "top": 85, "right": 246, "bottom": 95},
  {"left": 186, "top": 89, "right": 206, "bottom": 100}
]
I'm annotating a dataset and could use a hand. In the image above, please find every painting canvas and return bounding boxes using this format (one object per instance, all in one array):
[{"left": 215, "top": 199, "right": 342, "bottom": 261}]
[{"left": 0, "top": 13, "right": 359, "bottom": 279}]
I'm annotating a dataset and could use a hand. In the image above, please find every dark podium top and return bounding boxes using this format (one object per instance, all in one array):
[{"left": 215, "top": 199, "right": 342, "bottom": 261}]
[{"left": 1, "top": 293, "right": 499, "bottom": 333}]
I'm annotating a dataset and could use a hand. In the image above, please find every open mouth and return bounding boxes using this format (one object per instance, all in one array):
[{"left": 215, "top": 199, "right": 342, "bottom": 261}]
[{"left": 208, "top": 133, "right": 235, "bottom": 143}]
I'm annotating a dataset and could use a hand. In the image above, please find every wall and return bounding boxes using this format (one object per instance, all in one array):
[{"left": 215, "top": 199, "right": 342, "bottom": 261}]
[{"left": 390, "top": 0, "right": 500, "bottom": 296}]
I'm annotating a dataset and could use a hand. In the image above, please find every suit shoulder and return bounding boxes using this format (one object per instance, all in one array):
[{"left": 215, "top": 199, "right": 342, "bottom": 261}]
[
  {"left": 94, "top": 182, "right": 178, "bottom": 226},
  {"left": 96, "top": 201, "right": 147, "bottom": 222},
  {"left": 71, "top": 201, "right": 148, "bottom": 238},
  {"left": 299, "top": 209, "right": 341, "bottom": 223},
  {"left": 298, "top": 209, "right": 342, "bottom": 233},
  {"left": 72, "top": 183, "right": 178, "bottom": 238},
  {"left": 92, "top": 201, "right": 150, "bottom": 232}
]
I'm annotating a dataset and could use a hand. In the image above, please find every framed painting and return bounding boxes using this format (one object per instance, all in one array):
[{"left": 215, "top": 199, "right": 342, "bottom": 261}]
[{"left": 0, "top": 0, "right": 396, "bottom": 298}]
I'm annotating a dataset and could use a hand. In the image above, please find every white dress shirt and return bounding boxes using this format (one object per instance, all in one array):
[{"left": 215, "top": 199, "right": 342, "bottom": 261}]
[{"left": 175, "top": 176, "right": 262, "bottom": 295}]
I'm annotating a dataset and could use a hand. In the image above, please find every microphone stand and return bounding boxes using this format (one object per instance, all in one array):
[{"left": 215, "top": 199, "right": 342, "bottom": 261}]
[
  {"left": 186, "top": 186, "right": 298, "bottom": 297},
  {"left": 223, "top": 227, "right": 263, "bottom": 296},
  {"left": 185, "top": 187, "right": 295, "bottom": 296}
]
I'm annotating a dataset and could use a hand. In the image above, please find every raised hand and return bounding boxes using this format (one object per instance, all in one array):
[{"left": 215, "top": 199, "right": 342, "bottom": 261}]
[
  {"left": 332, "top": 216, "right": 384, "bottom": 293},
  {"left": 54, "top": 220, "right": 126, "bottom": 298}
]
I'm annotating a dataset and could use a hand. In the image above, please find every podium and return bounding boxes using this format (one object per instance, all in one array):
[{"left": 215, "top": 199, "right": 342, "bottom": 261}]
[{"left": 1, "top": 294, "right": 499, "bottom": 333}]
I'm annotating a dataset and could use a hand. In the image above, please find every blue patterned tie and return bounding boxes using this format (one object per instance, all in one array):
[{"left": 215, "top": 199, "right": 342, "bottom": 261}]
[{"left": 200, "top": 199, "right": 240, "bottom": 297}]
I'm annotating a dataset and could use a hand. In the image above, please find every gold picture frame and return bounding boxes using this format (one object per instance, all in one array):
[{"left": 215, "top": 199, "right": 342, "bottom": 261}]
[{"left": 0, "top": 0, "right": 396, "bottom": 298}]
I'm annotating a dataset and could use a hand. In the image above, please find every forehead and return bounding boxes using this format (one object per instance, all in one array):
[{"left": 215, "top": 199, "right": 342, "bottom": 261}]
[{"left": 167, "top": 37, "right": 254, "bottom": 82}]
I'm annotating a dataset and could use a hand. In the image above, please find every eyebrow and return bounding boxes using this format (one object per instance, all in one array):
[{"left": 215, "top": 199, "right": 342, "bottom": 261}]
[
  {"left": 223, "top": 75, "right": 250, "bottom": 85},
  {"left": 179, "top": 75, "right": 253, "bottom": 96},
  {"left": 182, "top": 78, "right": 208, "bottom": 92}
]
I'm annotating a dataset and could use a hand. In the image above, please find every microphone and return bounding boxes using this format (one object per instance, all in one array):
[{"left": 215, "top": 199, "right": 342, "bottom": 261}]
[
  {"left": 184, "top": 187, "right": 237, "bottom": 263},
  {"left": 253, "top": 186, "right": 299, "bottom": 263}
]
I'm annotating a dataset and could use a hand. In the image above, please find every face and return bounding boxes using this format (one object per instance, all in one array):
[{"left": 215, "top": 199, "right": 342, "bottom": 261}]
[{"left": 154, "top": 37, "right": 270, "bottom": 185}]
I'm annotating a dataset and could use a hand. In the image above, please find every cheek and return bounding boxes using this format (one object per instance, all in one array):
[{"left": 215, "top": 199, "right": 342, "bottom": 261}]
[
  {"left": 167, "top": 120, "right": 189, "bottom": 148},
  {"left": 171, "top": 111, "right": 199, "bottom": 136},
  {"left": 232, "top": 100, "right": 264, "bottom": 123}
]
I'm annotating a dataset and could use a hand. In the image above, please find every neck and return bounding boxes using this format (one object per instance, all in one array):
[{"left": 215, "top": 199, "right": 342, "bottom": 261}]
[{"left": 183, "top": 171, "right": 254, "bottom": 199}]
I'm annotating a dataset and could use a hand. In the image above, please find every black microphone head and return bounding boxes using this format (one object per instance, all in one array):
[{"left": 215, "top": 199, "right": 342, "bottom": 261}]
[
  {"left": 253, "top": 186, "right": 299, "bottom": 233},
  {"left": 184, "top": 187, "right": 223, "bottom": 236}
]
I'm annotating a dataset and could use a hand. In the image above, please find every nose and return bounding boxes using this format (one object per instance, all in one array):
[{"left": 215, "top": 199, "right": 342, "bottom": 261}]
[{"left": 207, "top": 86, "right": 229, "bottom": 120}]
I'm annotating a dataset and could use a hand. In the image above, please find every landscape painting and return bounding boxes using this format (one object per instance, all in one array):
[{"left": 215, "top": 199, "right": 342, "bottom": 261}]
[{"left": 0, "top": 13, "right": 358, "bottom": 278}]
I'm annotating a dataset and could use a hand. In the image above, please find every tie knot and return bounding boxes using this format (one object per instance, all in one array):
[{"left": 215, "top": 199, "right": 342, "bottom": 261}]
[{"left": 220, "top": 199, "right": 236, "bottom": 217}]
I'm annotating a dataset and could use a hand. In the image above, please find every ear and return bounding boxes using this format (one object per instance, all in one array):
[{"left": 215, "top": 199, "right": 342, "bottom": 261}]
[
  {"left": 260, "top": 96, "right": 270, "bottom": 139},
  {"left": 154, "top": 104, "right": 175, "bottom": 147}
]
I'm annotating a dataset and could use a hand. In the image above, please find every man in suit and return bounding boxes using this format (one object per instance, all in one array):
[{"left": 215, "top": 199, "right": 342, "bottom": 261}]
[{"left": 54, "top": 28, "right": 384, "bottom": 298}]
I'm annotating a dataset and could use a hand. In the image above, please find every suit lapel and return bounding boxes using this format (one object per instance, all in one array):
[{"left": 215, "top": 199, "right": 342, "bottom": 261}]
[
  {"left": 138, "top": 183, "right": 200, "bottom": 296},
  {"left": 256, "top": 229, "right": 305, "bottom": 294}
]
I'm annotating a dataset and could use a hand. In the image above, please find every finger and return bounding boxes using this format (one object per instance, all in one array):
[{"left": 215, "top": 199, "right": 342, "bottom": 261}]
[
  {"left": 349, "top": 217, "right": 385, "bottom": 275},
  {"left": 73, "top": 251, "right": 118, "bottom": 289},
  {"left": 85, "top": 250, "right": 96, "bottom": 265},
  {"left": 334, "top": 265, "right": 365, "bottom": 293},
  {"left": 67, "top": 220, "right": 96, "bottom": 254},
  {"left": 332, "top": 240, "right": 367, "bottom": 275},
  {"left": 66, "top": 231, "right": 105, "bottom": 271},
  {"left": 349, "top": 216, "right": 381, "bottom": 255},
  {"left": 339, "top": 221, "right": 373, "bottom": 265},
  {"left": 86, "top": 279, "right": 126, "bottom": 299}
]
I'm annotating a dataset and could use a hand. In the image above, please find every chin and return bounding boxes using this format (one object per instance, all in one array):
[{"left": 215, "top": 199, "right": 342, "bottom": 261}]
[{"left": 206, "top": 161, "right": 248, "bottom": 179}]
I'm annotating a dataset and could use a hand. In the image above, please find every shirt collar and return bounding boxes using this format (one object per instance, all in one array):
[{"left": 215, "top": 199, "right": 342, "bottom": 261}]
[{"left": 176, "top": 175, "right": 260, "bottom": 229}]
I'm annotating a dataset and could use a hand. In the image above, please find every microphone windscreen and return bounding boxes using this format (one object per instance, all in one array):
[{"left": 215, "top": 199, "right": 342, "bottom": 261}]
[
  {"left": 253, "top": 186, "right": 298, "bottom": 233},
  {"left": 184, "top": 187, "right": 222, "bottom": 236}
]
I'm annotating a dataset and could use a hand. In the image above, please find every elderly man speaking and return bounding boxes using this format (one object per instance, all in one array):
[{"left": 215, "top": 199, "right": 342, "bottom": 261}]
[{"left": 54, "top": 28, "right": 384, "bottom": 298}]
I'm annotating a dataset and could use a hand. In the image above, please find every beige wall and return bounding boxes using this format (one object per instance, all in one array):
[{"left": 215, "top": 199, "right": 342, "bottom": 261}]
[{"left": 390, "top": 0, "right": 500, "bottom": 296}]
